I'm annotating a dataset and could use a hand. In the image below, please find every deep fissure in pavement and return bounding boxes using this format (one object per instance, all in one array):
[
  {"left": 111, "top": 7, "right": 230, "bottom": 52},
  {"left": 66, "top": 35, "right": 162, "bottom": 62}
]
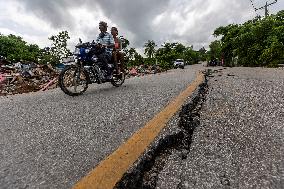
[{"left": 115, "top": 72, "right": 209, "bottom": 189}]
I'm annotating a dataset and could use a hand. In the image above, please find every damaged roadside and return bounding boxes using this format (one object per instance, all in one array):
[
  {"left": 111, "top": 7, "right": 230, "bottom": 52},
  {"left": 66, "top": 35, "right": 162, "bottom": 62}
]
[
  {"left": 114, "top": 70, "right": 209, "bottom": 189},
  {"left": 114, "top": 67, "right": 284, "bottom": 189}
]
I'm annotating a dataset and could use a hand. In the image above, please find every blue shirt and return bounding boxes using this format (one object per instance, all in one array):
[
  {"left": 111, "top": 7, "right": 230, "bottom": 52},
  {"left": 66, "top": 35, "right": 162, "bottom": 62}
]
[{"left": 96, "top": 32, "right": 114, "bottom": 54}]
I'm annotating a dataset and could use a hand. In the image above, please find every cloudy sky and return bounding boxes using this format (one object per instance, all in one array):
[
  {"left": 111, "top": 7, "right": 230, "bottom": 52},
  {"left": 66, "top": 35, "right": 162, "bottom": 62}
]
[{"left": 0, "top": 0, "right": 283, "bottom": 52}]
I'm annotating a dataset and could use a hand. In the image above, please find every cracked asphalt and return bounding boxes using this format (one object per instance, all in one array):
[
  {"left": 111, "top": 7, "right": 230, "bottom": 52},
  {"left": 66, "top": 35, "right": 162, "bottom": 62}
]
[
  {"left": 156, "top": 67, "right": 284, "bottom": 189},
  {"left": 0, "top": 64, "right": 202, "bottom": 189}
]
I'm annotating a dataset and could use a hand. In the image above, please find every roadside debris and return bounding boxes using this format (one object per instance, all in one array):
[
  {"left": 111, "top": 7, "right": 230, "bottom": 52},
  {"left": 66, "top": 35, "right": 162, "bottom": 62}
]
[
  {"left": 0, "top": 62, "right": 59, "bottom": 96},
  {"left": 126, "top": 65, "right": 162, "bottom": 78},
  {"left": 0, "top": 61, "right": 164, "bottom": 96}
]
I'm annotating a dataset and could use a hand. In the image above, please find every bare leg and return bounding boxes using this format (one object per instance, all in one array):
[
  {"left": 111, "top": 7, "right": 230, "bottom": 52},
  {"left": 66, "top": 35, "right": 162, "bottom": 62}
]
[
  {"left": 118, "top": 52, "right": 125, "bottom": 73},
  {"left": 112, "top": 51, "right": 119, "bottom": 74}
]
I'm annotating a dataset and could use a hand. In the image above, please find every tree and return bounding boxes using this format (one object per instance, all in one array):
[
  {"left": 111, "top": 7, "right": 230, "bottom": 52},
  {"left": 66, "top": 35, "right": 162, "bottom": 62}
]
[
  {"left": 174, "top": 43, "right": 186, "bottom": 54},
  {"left": 183, "top": 47, "right": 199, "bottom": 64},
  {"left": 209, "top": 40, "right": 222, "bottom": 59},
  {"left": 124, "top": 47, "right": 144, "bottom": 67},
  {"left": 0, "top": 34, "right": 41, "bottom": 63},
  {"left": 120, "top": 36, "right": 130, "bottom": 50},
  {"left": 199, "top": 47, "right": 207, "bottom": 54},
  {"left": 155, "top": 42, "right": 201, "bottom": 70},
  {"left": 198, "top": 47, "right": 207, "bottom": 61},
  {"left": 213, "top": 10, "right": 284, "bottom": 67},
  {"left": 134, "top": 53, "right": 144, "bottom": 66},
  {"left": 48, "top": 31, "right": 71, "bottom": 64},
  {"left": 144, "top": 40, "right": 157, "bottom": 58},
  {"left": 38, "top": 47, "right": 57, "bottom": 65}
]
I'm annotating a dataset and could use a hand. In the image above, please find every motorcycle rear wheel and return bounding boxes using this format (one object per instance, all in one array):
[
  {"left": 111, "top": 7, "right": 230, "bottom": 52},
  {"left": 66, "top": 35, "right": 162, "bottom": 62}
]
[
  {"left": 111, "top": 72, "right": 125, "bottom": 87},
  {"left": 59, "top": 66, "right": 89, "bottom": 96}
]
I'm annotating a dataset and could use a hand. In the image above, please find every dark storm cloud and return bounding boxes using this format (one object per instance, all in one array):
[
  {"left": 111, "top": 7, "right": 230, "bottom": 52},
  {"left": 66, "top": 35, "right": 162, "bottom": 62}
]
[
  {"left": 12, "top": 0, "right": 283, "bottom": 49},
  {"left": 16, "top": 0, "right": 171, "bottom": 46},
  {"left": 17, "top": 0, "right": 76, "bottom": 29},
  {"left": 94, "top": 0, "right": 171, "bottom": 45}
]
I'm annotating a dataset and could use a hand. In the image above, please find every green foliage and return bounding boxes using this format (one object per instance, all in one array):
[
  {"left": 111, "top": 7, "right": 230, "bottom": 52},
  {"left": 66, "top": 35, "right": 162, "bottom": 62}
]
[
  {"left": 144, "top": 40, "right": 157, "bottom": 58},
  {"left": 48, "top": 31, "right": 71, "bottom": 65},
  {"left": 144, "top": 58, "right": 155, "bottom": 66},
  {"left": 120, "top": 36, "right": 130, "bottom": 49},
  {"left": 198, "top": 47, "right": 208, "bottom": 61},
  {"left": 1, "top": 29, "right": 203, "bottom": 72},
  {"left": 183, "top": 47, "right": 200, "bottom": 64},
  {"left": 124, "top": 47, "right": 144, "bottom": 67},
  {"left": 121, "top": 38, "right": 145, "bottom": 67},
  {"left": 208, "top": 40, "right": 222, "bottom": 59},
  {"left": 0, "top": 34, "right": 41, "bottom": 63},
  {"left": 38, "top": 48, "right": 57, "bottom": 65},
  {"left": 213, "top": 10, "right": 284, "bottom": 67},
  {"left": 123, "top": 41, "right": 204, "bottom": 70},
  {"left": 155, "top": 42, "right": 202, "bottom": 70},
  {"left": 158, "top": 60, "right": 174, "bottom": 70},
  {"left": 0, "top": 31, "right": 71, "bottom": 65}
]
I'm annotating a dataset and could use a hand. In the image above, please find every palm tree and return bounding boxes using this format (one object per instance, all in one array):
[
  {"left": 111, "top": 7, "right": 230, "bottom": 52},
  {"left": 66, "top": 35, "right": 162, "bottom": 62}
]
[{"left": 144, "top": 40, "right": 157, "bottom": 58}]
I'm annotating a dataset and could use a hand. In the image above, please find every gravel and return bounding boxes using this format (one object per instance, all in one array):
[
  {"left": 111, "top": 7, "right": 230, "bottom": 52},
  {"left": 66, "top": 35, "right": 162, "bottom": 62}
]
[
  {"left": 178, "top": 67, "right": 284, "bottom": 189},
  {"left": 0, "top": 64, "right": 202, "bottom": 189}
]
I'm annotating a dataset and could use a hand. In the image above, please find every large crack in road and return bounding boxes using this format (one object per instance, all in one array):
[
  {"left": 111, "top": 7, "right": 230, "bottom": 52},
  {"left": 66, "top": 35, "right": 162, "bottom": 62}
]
[
  {"left": 116, "top": 66, "right": 284, "bottom": 188},
  {"left": 115, "top": 71, "right": 209, "bottom": 189}
]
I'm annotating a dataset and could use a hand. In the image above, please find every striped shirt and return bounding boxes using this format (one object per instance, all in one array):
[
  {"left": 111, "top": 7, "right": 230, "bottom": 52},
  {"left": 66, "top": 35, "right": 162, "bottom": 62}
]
[{"left": 96, "top": 32, "right": 114, "bottom": 54}]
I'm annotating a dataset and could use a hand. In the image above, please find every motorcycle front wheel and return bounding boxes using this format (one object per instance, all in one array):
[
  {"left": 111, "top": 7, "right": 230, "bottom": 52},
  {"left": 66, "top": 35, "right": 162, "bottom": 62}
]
[{"left": 59, "top": 65, "right": 89, "bottom": 96}]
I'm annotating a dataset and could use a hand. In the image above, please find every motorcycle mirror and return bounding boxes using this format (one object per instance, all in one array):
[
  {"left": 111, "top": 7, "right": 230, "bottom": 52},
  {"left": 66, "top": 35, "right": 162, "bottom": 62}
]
[{"left": 79, "top": 38, "right": 82, "bottom": 43}]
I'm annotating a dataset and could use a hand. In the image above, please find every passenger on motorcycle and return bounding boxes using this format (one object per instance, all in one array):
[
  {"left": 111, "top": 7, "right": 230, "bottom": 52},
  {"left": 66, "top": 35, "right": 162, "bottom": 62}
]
[
  {"left": 111, "top": 27, "right": 125, "bottom": 73},
  {"left": 96, "top": 21, "right": 115, "bottom": 80}
]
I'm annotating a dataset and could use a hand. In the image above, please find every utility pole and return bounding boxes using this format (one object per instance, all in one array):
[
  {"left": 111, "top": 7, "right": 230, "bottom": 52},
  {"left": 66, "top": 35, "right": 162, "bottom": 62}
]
[{"left": 255, "top": 0, "right": 278, "bottom": 17}]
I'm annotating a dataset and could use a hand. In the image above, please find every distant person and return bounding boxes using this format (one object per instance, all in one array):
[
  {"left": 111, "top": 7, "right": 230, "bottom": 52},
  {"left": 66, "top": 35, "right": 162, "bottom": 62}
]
[
  {"left": 96, "top": 21, "right": 115, "bottom": 80},
  {"left": 111, "top": 27, "right": 125, "bottom": 73}
]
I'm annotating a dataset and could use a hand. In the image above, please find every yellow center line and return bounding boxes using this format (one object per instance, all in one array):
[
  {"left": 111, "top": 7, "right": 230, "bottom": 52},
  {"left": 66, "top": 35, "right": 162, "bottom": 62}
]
[{"left": 73, "top": 71, "right": 205, "bottom": 189}]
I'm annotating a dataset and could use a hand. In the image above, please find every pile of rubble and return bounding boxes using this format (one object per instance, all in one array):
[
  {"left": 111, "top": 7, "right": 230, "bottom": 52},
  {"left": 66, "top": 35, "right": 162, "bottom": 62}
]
[
  {"left": 0, "top": 62, "right": 163, "bottom": 96},
  {"left": 126, "top": 64, "right": 162, "bottom": 78},
  {"left": 0, "top": 62, "right": 59, "bottom": 96}
]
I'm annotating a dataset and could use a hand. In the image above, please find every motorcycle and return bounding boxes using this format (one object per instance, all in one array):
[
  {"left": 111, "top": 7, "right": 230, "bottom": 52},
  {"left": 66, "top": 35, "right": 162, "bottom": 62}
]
[{"left": 58, "top": 39, "right": 125, "bottom": 96}]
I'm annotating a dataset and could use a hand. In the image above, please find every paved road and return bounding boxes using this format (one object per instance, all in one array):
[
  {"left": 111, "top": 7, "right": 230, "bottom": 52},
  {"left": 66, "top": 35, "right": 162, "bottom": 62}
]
[
  {"left": 156, "top": 67, "right": 284, "bottom": 189},
  {"left": 0, "top": 64, "right": 202, "bottom": 189}
]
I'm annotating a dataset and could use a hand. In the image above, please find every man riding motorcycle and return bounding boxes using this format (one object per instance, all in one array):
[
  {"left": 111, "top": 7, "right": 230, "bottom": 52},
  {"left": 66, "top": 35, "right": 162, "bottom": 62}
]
[
  {"left": 96, "top": 21, "right": 115, "bottom": 80},
  {"left": 111, "top": 26, "right": 125, "bottom": 73}
]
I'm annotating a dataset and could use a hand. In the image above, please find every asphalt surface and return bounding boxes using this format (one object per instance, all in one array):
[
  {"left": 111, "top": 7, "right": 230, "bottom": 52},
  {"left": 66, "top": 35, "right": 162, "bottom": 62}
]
[
  {"left": 0, "top": 65, "right": 201, "bottom": 189},
  {"left": 156, "top": 67, "right": 284, "bottom": 189}
]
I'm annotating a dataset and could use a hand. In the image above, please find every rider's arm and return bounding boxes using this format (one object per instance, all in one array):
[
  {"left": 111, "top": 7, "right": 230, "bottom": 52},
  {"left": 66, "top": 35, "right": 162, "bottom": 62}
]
[
  {"left": 96, "top": 35, "right": 101, "bottom": 44},
  {"left": 107, "top": 34, "right": 115, "bottom": 48}
]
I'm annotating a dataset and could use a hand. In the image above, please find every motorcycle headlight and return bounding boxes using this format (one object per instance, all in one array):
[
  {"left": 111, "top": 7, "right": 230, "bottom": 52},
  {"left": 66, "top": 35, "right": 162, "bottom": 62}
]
[
  {"left": 85, "top": 49, "right": 90, "bottom": 53},
  {"left": 74, "top": 48, "right": 80, "bottom": 55}
]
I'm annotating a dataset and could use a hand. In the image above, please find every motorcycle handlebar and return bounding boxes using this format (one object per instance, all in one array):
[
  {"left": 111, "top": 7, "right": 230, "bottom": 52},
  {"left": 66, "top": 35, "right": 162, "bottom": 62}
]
[{"left": 76, "top": 41, "right": 104, "bottom": 48}]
